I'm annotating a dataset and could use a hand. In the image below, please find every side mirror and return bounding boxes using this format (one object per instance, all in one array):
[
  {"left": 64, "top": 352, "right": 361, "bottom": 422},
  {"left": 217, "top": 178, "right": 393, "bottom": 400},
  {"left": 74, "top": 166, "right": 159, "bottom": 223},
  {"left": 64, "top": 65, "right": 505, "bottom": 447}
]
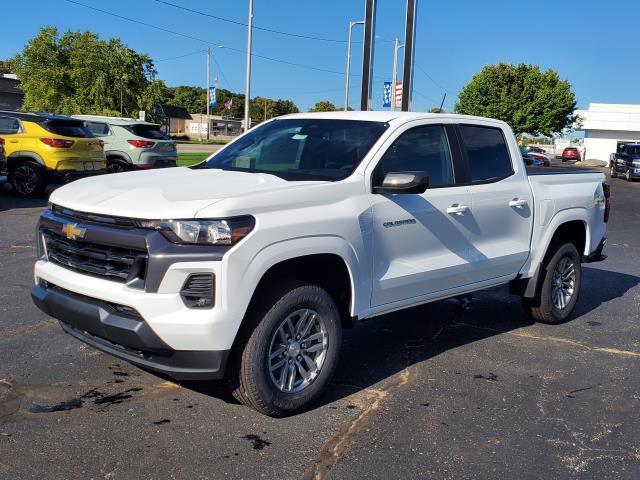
[{"left": 373, "top": 171, "right": 429, "bottom": 194}]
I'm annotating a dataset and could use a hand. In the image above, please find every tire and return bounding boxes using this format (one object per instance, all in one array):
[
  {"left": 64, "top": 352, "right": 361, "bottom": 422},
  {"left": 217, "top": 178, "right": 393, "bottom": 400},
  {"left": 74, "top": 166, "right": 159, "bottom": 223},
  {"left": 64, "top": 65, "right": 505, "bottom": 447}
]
[
  {"left": 226, "top": 280, "right": 342, "bottom": 417},
  {"left": 625, "top": 169, "right": 632, "bottom": 182},
  {"left": 522, "top": 242, "right": 582, "bottom": 324},
  {"left": 9, "top": 160, "right": 46, "bottom": 198},
  {"left": 610, "top": 164, "right": 617, "bottom": 178},
  {"left": 106, "top": 158, "right": 130, "bottom": 174}
]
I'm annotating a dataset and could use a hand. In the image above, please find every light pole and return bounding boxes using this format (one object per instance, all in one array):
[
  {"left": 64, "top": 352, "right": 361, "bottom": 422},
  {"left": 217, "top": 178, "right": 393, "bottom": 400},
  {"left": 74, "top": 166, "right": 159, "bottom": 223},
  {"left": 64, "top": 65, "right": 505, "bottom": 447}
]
[
  {"left": 391, "top": 38, "right": 404, "bottom": 112},
  {"left": 120, "top": 74, "right": 126, "bottom": 117},
  {"left": 344, "top": 20, "right": 364, "bottom": 111},
  {"left": 244, "top": 0, "right": 254, "bottom": 132},
  {"left": 206, "top": 48, "right": 211, "bottom": 140}
]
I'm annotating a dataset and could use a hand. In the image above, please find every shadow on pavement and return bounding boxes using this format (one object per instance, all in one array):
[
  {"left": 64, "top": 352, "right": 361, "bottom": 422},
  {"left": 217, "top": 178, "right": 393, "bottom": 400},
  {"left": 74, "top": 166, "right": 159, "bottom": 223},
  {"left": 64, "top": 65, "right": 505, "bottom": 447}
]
[
  {"left": 181, "top": 266, "right": 639, "bottom": 413},
  {"left": 0, "top": 184, "right": 52, "bottom": 212}
]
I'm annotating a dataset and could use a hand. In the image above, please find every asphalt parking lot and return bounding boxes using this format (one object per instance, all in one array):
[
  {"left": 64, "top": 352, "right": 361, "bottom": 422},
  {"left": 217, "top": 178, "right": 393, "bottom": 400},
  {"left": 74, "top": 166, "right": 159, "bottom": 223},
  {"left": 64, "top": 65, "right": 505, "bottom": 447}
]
[{"left": 1, "top": 167, "right": 639, "bottom": 480}]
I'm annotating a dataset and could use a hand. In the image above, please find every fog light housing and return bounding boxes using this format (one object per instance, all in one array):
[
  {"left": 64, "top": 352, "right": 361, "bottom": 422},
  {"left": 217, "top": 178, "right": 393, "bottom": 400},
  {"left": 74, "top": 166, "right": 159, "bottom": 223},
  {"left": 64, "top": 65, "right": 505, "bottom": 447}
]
[{"left": 180, "top": 274, "right": 215, "bottom": 309}]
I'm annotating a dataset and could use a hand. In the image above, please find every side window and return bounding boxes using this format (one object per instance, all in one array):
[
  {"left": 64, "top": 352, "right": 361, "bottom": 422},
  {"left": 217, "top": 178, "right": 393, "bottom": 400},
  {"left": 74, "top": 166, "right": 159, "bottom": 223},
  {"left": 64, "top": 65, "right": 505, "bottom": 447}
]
[
  {"left": 375, "top": 125, "right": 454, "bottom": 188},
  {"left": 0, "top": 117, "right": 21, "bottom": 134},
  {"left": 459, "top": 125, "right": 513, "bottom": 183},
  {"left": 86, "top": 122, "right": 110, "bottom": 136}
]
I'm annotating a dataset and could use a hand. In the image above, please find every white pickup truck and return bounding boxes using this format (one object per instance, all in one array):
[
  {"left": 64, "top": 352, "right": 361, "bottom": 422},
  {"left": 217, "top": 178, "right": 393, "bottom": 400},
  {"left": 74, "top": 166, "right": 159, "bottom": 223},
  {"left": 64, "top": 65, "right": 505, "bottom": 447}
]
[{"left": 32, "top": 112, "right": 609, "bottom": 416}]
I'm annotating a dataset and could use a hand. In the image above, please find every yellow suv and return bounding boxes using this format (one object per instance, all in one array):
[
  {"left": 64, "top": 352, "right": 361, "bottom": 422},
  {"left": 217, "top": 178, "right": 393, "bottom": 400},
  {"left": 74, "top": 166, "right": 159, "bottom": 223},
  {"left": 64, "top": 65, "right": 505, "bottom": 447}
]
[{"left": 0, "top": 112, "right": 106, "bottom": 197}]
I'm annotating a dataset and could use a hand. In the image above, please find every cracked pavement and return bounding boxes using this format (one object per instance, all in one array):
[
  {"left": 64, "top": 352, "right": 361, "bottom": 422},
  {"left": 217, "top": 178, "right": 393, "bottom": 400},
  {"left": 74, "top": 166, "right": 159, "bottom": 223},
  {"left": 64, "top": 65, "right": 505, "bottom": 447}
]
[{"left": 1, "top": 169, "right": 639, "bottom": 479}]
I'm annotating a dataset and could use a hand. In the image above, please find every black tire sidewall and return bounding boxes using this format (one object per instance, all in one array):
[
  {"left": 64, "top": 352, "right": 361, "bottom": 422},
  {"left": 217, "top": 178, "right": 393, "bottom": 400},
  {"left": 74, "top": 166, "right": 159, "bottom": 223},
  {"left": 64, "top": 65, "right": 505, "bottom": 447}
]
[
  {"left": 240, "top": 283, "right": 341, "bottom": 415},
  {"left": 106, "top": 159, "right": 129, "bottom": 173},
  {"left": 539, "top": 243, "right": 582, "bottom": 323}
]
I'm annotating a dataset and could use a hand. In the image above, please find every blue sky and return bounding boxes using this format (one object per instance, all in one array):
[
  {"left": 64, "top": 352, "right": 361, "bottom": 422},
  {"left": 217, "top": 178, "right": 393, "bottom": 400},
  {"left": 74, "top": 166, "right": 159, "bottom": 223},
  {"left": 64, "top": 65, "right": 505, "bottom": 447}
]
[{"left": 2, "top": 0, "right": 638, "bottom": 112}]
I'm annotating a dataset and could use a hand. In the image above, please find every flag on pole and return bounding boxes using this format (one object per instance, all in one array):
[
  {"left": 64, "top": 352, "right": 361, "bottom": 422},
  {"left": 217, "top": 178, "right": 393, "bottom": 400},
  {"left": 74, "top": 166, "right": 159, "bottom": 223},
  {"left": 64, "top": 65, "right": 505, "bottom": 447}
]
[
  {"left": 394, "top": 82, "right": 403, "bottom": 109},
  {"left": 383, "top": 82, "right": 392, "bottom": 108},
  {"left": 224, "top": 98, "right": 233, "bottom": 110},
  {"left": 209, "top": 86, "right": 217, "bottom": 108}
]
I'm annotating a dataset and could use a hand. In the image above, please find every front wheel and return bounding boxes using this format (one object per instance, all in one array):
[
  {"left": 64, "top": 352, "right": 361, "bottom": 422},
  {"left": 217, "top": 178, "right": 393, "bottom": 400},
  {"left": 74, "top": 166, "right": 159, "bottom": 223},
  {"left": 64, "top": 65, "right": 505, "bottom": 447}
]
[
  {"left": 610, "top": 164, "right": 617, "bottom": 178},
  {"left": 625, "top": 168, "right": 632, "bottom": 181},
  {"left": 9, "top": 160, "right": 46, "bottom": 197},
  {"left": 226, "top": 281, "right": 341, "bottom": 417},
  {"left": 523, "top": 242, "right": 582, "bottom": 324}
]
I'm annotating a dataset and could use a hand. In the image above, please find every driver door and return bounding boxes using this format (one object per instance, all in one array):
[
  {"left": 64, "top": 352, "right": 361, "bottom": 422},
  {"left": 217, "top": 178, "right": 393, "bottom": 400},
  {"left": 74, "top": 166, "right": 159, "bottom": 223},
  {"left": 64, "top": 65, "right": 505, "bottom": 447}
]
[{"left": 368, "top": 124, "right": 475, "bottom": 307}]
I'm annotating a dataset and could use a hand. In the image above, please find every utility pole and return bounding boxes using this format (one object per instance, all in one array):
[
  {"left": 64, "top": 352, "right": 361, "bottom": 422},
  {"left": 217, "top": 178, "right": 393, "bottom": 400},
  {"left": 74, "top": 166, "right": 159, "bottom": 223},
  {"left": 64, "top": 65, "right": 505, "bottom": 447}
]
[
  {"left": 120, "top": 74, "right": 125, "bottom": 117},
  {"left": 206, "top": 47, "right": 211, "bottom": 140},
  {"left": 244, "top": 0, "right": 254, "bottom": 132},
  {"left": 360, "top": 0, "right": 377, "bottom": 111},
  {"left": 401, "top": 0, "right": 418, "bottom": 112},
  {"left": 344, "top": 20, "right": 364, "bottom": 111},
  {"left": 391, "top": 38, "right": 404, "bottom": 112}
]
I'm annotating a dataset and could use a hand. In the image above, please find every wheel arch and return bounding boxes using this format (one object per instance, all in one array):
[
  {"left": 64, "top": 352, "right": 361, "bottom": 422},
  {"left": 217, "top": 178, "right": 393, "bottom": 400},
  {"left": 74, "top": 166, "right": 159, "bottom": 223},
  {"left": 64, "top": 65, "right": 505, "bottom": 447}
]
[
  {"left": 105, "top": 151, "right": 132, "bottom": 164},
  {"left": 7, "top": 151, "right": 45, "bottom": 169}
]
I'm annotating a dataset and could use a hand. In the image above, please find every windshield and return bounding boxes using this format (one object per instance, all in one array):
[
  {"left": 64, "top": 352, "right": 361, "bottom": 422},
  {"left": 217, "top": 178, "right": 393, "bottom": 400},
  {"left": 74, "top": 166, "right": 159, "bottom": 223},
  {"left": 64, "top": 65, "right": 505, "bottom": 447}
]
[{"left": 202, "top": 118, "right": 389, "bottom": 181}]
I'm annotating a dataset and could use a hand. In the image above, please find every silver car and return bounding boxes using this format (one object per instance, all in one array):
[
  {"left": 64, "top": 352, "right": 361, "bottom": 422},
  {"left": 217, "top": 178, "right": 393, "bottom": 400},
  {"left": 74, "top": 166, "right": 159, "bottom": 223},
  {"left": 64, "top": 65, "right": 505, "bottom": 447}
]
[{"left": 74, "top": 115, "right": 177, "bottom": 173}]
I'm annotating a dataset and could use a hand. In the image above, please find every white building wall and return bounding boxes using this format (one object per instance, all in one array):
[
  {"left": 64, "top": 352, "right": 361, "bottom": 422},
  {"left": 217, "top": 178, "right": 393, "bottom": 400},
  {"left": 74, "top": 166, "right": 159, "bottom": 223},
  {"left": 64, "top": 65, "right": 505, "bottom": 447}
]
[{"left": 584, "top": 130, "right": 640, "bottom": 166}]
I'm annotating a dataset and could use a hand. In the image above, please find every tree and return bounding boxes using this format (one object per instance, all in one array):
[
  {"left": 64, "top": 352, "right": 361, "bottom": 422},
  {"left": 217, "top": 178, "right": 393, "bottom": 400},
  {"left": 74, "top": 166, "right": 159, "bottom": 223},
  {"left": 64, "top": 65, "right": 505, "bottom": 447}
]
[
  {"left": 11, "top": 27, "right": 165, "bottom": 118},
  {"left": 309, "top": 101, "right": 337, "bottom": 112},
  {"left": 0, "top": 60, "right": 12, "bottom": 74},
  {"left": 167, "top": 86, "right": 206, "bottom": 114},
  {"left": 455, "top": 63, "right": 577, "bottom": 136},
  {"left": 428, "top": 107, "right": 445, "bottom": 113}
]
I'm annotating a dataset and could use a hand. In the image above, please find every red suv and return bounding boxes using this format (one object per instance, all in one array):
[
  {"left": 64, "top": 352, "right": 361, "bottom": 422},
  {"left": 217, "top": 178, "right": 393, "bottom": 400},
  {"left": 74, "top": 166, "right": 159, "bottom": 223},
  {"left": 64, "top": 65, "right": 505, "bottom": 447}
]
[{"left": 561, "top": 147, "right": 581, "bottom": 162}]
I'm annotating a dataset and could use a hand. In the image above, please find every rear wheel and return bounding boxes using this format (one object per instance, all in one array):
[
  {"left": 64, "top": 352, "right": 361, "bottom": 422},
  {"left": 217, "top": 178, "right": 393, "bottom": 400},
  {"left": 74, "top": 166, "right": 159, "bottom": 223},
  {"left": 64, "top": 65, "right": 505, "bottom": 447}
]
[
  {"left": 9, "top": 160, "right": 46, "bottom": 197},
  {"left": 226, "top": 280, "right": 341, "bottom": 417},
  {"left": 106, "top": 158, "right": 130, "bottom": 174},
  {"left": 522, "top": 242, "right": 582, "bottom": 324}
]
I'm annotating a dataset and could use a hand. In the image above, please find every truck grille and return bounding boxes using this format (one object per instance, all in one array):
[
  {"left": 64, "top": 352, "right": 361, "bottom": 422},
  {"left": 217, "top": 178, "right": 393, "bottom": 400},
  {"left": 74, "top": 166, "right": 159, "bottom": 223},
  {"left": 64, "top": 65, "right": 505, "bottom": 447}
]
[{"left": 42, "top": 230, "right": 147, "bottom": 284}]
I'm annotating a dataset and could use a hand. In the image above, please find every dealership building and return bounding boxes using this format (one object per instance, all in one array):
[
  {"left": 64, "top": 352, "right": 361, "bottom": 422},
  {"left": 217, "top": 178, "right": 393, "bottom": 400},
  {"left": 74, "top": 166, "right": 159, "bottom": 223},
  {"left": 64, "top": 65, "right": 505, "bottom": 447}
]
[{"left": 576, "top": 103, "right": 640, "bottom": 165}]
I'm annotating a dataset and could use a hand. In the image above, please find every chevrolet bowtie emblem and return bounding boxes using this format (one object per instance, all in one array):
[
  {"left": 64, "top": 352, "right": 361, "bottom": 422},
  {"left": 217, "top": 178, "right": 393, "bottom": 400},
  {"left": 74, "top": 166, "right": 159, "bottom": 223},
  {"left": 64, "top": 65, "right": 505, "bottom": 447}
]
[{"left": 61, "top": 223, "right": 86, "bottom": 241}]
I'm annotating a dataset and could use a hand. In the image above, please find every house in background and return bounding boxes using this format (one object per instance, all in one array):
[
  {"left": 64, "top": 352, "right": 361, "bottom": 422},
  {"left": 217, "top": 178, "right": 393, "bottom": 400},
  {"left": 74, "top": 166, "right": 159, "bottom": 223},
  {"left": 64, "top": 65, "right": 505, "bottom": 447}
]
[
  {"left": 154, "top": 104, "right": 192, "bottom": 135},
  {"left": 576, "top": 103, "right": 640, "bottom": 165},
  {"left": 0, "top": 74, "right": 24, "bottom": 110}
]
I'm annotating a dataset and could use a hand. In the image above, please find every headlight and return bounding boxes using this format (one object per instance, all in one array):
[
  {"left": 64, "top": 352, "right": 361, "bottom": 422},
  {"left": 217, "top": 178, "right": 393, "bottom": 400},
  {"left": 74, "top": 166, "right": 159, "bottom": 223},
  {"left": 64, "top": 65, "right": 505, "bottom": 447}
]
[
  {"left": 632, "top": 160, "right": 640, "bottom": 167},
  {"left": 137, "top": 216, "right": 255, "bottom": 245}
]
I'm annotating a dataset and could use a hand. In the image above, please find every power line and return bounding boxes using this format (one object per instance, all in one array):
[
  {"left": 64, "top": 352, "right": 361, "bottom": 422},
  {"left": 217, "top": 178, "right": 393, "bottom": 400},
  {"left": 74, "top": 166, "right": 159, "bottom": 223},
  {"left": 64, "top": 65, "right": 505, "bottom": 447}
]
[
  {"left": 154, "top": 0, "right": 348, "bottom": 44},
  {"left": 63, "top": 0, "right": 348, "bottom": 77},
  {"left": 415, "top": 64, "right": 457, "bottom": 96},
  {"left": 156, "top": 49, "right": 206, "bottom": 62}
]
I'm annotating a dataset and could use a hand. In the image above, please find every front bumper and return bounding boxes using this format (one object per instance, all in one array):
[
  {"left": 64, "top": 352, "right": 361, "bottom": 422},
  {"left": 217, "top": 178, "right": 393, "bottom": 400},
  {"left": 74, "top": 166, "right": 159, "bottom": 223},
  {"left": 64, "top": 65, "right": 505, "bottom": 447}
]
[{"left": 31, "top": 281, "right": 229, "bottom": 380}]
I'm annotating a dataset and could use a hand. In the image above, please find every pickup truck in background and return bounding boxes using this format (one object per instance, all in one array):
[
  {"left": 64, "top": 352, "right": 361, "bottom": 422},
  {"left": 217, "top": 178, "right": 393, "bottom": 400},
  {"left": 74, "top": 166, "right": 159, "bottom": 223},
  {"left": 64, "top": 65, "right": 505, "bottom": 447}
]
[
  {"left": 31, "top": 112, "right": 609, "bottom": 416},
  {"left": 610, "top": 143, "right": 640, "bottom": 181}
]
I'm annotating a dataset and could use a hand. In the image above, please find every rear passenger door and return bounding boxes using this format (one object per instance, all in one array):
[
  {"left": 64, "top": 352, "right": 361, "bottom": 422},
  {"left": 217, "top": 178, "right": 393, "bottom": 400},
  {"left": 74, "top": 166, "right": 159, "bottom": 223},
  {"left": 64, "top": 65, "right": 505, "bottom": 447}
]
[{"left": 456, "top": 124, "right": 533, "bottom": 282}]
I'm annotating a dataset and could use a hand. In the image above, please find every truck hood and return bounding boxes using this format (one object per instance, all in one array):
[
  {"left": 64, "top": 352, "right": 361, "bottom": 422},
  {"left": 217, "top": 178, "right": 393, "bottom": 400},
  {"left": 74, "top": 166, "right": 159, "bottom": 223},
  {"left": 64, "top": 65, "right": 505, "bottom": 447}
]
[{"left": 49, "top": 167, "right": 321, "bottom": 219}]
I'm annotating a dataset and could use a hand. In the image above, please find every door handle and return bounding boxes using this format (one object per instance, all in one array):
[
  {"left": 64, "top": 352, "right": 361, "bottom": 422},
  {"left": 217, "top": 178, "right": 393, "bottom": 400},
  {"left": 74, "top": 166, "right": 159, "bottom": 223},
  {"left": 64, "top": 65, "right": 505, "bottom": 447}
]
[
  {"left": 509, "top": 199, "right": 527, "bottom": 208},
  {"left": 446, "top": 205, "right": 469, "bottom": 215}
]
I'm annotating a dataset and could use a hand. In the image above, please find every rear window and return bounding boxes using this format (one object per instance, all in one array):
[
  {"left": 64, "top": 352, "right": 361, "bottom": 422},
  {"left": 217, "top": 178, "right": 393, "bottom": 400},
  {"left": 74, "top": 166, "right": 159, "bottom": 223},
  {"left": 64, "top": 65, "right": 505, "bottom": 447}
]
[
  {"left": 126, "top": 124, "right": 169, "bottom": 140},
  {"left": 43, "top": 120, "right": 94, "bottom": 138},
  {"left": 459, "top": 125, "right": 513, "bottom": 183},
  {"left": 85, "top": 121, "right": 111, "bottom": 136},
  {"left": 0, "top": 116, "right": 20, "bottom": 134},
  {"left": 565, "top": 147, "right": 577, "bottom": 152}
]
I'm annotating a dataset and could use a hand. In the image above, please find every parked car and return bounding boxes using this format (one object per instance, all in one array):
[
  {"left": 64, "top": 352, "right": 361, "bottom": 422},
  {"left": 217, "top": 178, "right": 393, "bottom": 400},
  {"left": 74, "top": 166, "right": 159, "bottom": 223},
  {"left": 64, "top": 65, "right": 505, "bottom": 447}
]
[
  {"left": 32, "top": 112, "right": 609, "bottom": 416},
  {"left": 561, "top": 147, "right": 581, "bottom": 162},
  {"left": 521, "top": 151, "right": 543, "bottom": 167},
  {"left": 74, "top": 115, "right": 177, "bottom": 173},
  {"left": 0, "top": 112, "right": 106, "bottom": 197},
  {"left": 529, "top": 152, "right": 551, "bottom": 166},
  {"left": 527, "top": 146, "right": 547, "bottom": 154},
  {"left": 610, "top": 143, "right": 640, "bottom": 181},
  {"left": 0, "top": 137, "right": 6, "bottom": 187}
]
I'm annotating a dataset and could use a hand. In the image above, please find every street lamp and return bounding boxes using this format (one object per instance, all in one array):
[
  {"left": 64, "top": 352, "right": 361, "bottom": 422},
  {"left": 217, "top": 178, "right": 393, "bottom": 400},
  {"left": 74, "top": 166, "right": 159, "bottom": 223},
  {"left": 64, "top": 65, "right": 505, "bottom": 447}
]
[
  {"left": 344, "top": 20, "right": 364, "bottom": 111},
  {"left": 244, "top": 0, "right": 254, "bottom": 132},
  {"left": 391, "top": 39, "right": 404, "bottom": 112}
]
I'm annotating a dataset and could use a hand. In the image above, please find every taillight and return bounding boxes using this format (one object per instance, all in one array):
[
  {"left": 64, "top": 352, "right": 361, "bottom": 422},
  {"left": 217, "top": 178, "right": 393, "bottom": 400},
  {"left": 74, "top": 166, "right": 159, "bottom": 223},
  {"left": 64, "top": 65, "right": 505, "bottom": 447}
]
[
  {"left": 98, "top": 140, "right": 105, "bottom": 149},
  {"left": 128, "top": 140, "right": 155, "bottom": 148},
  {"left": 40, "top": 138, "right": 74, "bottom": 148},
  {"left": 603, "top": 182, "right": 611, "bottom": 223}
]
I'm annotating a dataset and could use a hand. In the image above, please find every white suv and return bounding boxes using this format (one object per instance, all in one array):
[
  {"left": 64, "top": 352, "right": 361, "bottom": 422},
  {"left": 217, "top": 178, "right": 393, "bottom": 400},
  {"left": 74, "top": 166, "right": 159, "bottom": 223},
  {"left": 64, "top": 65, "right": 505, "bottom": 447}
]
[{"left": 74, "top": 115, "right": 177, "bottom": 173}]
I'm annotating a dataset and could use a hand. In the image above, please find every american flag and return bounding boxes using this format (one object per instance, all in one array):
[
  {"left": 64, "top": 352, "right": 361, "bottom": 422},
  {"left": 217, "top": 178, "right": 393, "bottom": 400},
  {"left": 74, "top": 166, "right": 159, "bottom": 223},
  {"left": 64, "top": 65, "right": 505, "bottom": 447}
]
[
  {"left": 224, "top": 98, "right": 233, "bottom": 110},
  {"left": 395, "top": 82, "right": 403, "bottom": 108}
]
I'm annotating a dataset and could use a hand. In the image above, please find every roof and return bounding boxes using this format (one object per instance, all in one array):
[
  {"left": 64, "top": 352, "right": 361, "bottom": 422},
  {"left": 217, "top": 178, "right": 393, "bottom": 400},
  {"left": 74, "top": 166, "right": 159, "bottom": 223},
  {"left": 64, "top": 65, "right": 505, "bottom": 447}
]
[
  {"left": 279, "top": 110, "right": 508, "bottom": 126},
  {"left": 155, "top": 104, "right": 192, "bottom": 120},
  {"left": 0, "top": 111, "right": 78, "bottom": 123},
  {"left": 73, "top": 114, "right": 158, "bottom": 126}
]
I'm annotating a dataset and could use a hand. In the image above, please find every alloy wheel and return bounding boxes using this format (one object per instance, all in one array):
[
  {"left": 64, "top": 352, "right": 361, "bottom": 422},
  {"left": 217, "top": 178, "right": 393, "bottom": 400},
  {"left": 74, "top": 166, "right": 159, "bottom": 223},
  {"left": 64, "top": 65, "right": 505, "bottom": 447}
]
[
  {"left": 267, "top": 308, "right": 328, "bottom": 393},
  {"left": 551, "top": 256, "right": 576, "bottom": 310},
  {"left": 13, "top": 164, "right": 38, "bottom": 195},
  {"left": 107, "top": 162, "right": 126, "bottom": 174}
]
